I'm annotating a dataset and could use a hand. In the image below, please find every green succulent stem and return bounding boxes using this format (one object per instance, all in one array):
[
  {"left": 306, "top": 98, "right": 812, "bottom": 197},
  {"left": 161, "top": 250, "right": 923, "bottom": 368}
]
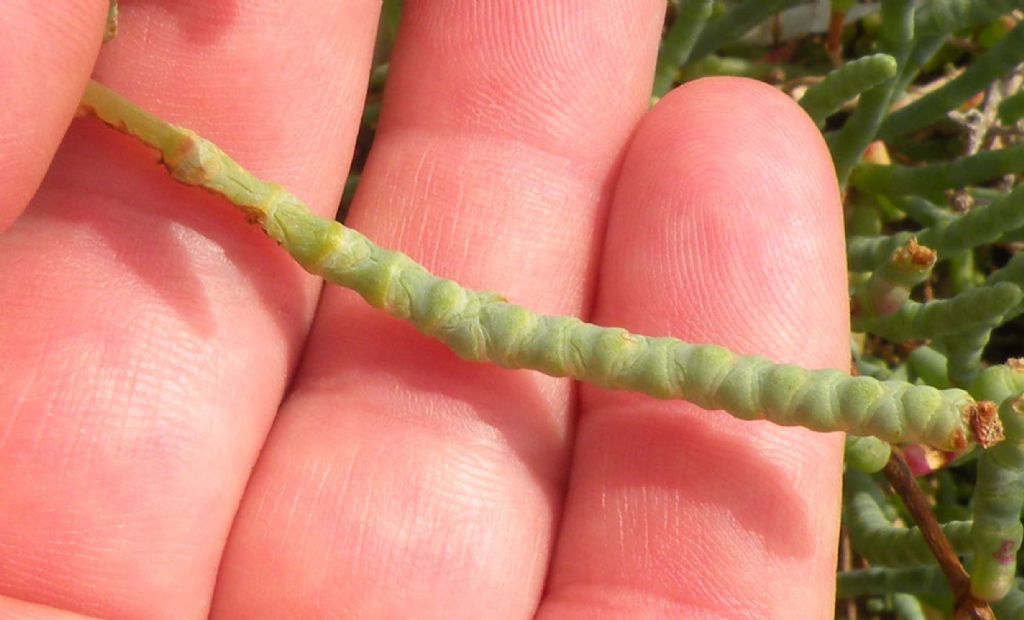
[
  {"left": 852, "top": 237, "right": 936, "bottom": 320},
  {"left": 970, "top": 395, "right": 1024, "bottom": 602},
  {"left": 837, "top": 565, "right": 951, "bottom": 598},
  {"left": 892, "top": 593, "right": 927, "bottom": 620},
  {"left": 942, "top": 325, "right": 1000, "bottom": 388},
  {"left": 829, "top": 0, "right": 915, "bottom": 187},
  {"left": 970, "top": 362, "right": 1024, "bottom": 404},
  {"left": 844, "top": 435, "right": 892, "bottom": 473},
  {"left": 993, "top": 584, "right": 1024, "bottom": 618},
  {"left": 844, "top": 470, "right": 973, "bottom": 567},
  {"left": 914, "top": 0, "right": 1024, "bottom": 38},
  {"left": 799, "top": 54, "right": 899, "bottom": 127},
  {"left": 847, "top": 184, "right": 1024, "bottom": 271},
  {"left": 988, "top": 253, "right": 1024, "bottom": 322},
  {"left": 998, "top": 87, "right": 1024, "bottom": 124},
  {"left": 880, "top": 19, "right": 1024, "bottom": 139},
  {"left": 681, "top": 54, "right": 811, "bottom": 81},
  {"left": 851, "top": 144, "right": 1024, "bottom": 196},
  {"left": 78, "top": 79, "right": 1002, "bottom": 452},
  {"left": 687, "top": 0, "right": 804, "bottom": 64},
  {"left": 891, "top": 196, "right": 955, "bottom": 226},
  {"left": 838, "top": 566, "right": 1024, "bottom": 616},
  {"left": 892, "top": 35, "right": 948, "bottom": 96},
  {"left": 853, "top": 282, "right": 1022, "bottom": 343},
  {"left": 908, "top": 346, "right": 953, "bottom": 390},
  {"left": 652, "top": 0, "right": 714, "bottom": 97}
]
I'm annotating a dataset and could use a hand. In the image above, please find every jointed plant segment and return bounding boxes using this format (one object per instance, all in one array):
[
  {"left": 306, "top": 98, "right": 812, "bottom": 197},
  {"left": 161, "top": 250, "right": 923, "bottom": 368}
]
[
  {"left": 652, "top": 0, "right": 713, "bottom": 97},
  {"left": 970, "top": 396, "right": 1024, "bottom": 602},
  {"left": 685, "top": 0, "right": 804, "bottom": 65},
  {"left": 852, "top": 282, "right": 1022, "bottom": 343},
  {"left": 844, "top": 470, "right": 973, "bottom": 567},
  {"left": 852, "top": 237, "right": 936, "bottom": 319},
  {"left": 971, "top": 361, "right": 1024, "bottom": 404},
  {"left": 798, "top": 54, "right": 898, "bottom": 127},
  {"left": 844, "top": 435, "right": 892, "bottom": 473},
  {"left": 893, "top": 593, "right": 929, "bottom": 620},
  {"left": 914, "top": 0, "right": 1024, "bottom": 37},
  {"left": 79, "top": 80, "right": 1000, "bottom": 455},
  {"left": 847, "top": 186, "right": 1024, "bottom": 271},
  {"left": 837, "top": 565, "right": 952, "bottom": 599},
  {"left": 828, "top": 0, "right": 914, "bottom": 186},
  {"left": 838, "top": 565, "right": 1024, "bottom": 617},
  {"left": 880, "top": 19, "right": 1024, "bottom": 139},
  {"left": 850, "top": 145, "right": 1024, "bottom": 197}
]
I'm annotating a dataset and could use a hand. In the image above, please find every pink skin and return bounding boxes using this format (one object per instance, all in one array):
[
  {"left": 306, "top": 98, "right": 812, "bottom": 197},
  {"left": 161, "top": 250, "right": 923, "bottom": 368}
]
[
  {"left": 0, "top": 1, "right": 107, "bottom": 231},
  {"left": 0, "top": 1, "right": 847, "bottom": 618}
]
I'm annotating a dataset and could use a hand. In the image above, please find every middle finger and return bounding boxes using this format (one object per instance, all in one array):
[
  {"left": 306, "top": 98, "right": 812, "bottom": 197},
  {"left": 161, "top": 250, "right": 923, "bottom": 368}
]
[{"left": 213, "top": 1, "right": 666, "bottom": 617}]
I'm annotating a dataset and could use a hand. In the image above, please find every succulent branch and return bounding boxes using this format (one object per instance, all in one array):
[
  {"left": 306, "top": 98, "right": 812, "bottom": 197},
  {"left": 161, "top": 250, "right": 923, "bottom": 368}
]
[{"left": 79, "top": 80, "right": 1001, "bottom": 453}]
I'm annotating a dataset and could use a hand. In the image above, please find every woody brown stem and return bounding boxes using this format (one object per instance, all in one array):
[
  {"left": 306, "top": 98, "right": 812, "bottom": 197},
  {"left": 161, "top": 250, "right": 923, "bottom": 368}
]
[{"left": 882, "top": 450, "right": 994, "bottom": 620}]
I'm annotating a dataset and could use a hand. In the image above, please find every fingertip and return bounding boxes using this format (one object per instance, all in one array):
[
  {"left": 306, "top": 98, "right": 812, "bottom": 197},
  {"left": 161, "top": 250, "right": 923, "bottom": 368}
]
[
  {"left": 602, "top": 75, "right": 848, "bottom": 367},
  {"left": 0, "top": 0, "right": 106, "bottom": 231},
  {"left": 652, "top": 76, "right": 832, "bottom": 173}
]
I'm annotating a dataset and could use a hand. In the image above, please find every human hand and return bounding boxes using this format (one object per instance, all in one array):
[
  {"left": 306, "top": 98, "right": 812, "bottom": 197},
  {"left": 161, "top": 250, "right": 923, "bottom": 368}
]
[{"left": 0, "top": 1, "right": 849, "bottom": 618}]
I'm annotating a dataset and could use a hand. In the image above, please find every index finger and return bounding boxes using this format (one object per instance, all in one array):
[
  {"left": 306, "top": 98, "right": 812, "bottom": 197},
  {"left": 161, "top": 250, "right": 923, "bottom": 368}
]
[
  {"left": 0, "top": 1, "right": 379, "bottom": 616},
  {"left": 0, "top": 0, "right": 106, "bottom": 230}
]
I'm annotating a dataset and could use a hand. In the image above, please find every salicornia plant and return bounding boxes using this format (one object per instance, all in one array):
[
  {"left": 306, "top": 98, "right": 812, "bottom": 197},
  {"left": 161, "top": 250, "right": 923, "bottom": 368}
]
[
  {"left": 77, "top": 80, "right": 998, "bottom": 454},
  {"left": 79, "top": 1, "right": 1024, "bottom": 618}
]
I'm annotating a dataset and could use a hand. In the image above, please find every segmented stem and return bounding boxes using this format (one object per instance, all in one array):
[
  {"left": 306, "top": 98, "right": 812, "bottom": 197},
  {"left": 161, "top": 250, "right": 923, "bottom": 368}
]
[
  {"left": 853, "top": 282, "right": 1022, "bottom": 342},
  {"left": 914, "top": 0, "right": 1024, "bottom": 37},
  {"left": 891, "top": 195, "right": 955, "bottom": 226},
  {"left": 993, "top": 584, "right": 1024, "bottom": 618},
  {"left": 844, "top": 435, "right": 892, "bottom": 473},
  {"left": 687, "top": 0, "right": 804, "bottom": 64},
  {"left": 880, "top": 20, "right": 1024, "bottom": 139},
  {"left": 970, "top": 361, "right": 1024, "bottom": 404},
  {"left": 652, "top": 0, "right": 713, "bottom": 97},
  {"left": 78, "top": 80, "right": 999, "bottom": 452},
  {"left": 836, "top": 565, "right": 950, "bottom": 598},
  {"left": 844, "top": 470, "right": 973, "bottom": 567},
  {"left": 970, "top": 395, "right": 1024, "bottom": 602},
  {"left": 829, "top": 0, "right": 915, "bottom": 187},
  {"left": 839, "top": 565, "right": 1013, "bottom": 617},
  {"left": 908, "top": 346, "right": 952, "bottom": 390},
  {"left": 847, "top": 184, "right": 1024, "bottom": 271},
  {"left": 851, "top": 144, "right": 1024, "bottom": 196},
  {"left": 892, "top": 593, "right": 927, "bottom": 620},
  {"left": 799, "top": 54, "right": 899, "bottom": 126},
  {"left": 852, "top": 237, "right": 936, "bottom": 319},
  {"left": 988, "top": 253, "right": 1024, "bottom": 322},
  {"left": 943, "top": 325, "right": 1001, "bottom": 388}
]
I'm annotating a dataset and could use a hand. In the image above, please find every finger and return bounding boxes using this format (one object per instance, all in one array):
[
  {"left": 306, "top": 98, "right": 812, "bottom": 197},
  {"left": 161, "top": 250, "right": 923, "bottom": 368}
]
[
  {"left": 0, "top": 1, "right": 378, "bottom": 617},
  {"left": 211, "top": 1, "right": 665, "bottom": 617},
  {"left": 0, "top": 594, "right": 100, "bottom": 620},
  {"left": 539, "top": 78, "right": 849, "bottom": 618},
  {"left": 0, "top": 0, "right": 106, "bottom": 231}
]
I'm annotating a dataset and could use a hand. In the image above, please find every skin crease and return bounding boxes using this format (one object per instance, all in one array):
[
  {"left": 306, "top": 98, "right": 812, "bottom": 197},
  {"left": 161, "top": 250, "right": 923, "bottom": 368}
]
[{"left": 0, "top": 1, "right": 847, "bottom": 619}]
